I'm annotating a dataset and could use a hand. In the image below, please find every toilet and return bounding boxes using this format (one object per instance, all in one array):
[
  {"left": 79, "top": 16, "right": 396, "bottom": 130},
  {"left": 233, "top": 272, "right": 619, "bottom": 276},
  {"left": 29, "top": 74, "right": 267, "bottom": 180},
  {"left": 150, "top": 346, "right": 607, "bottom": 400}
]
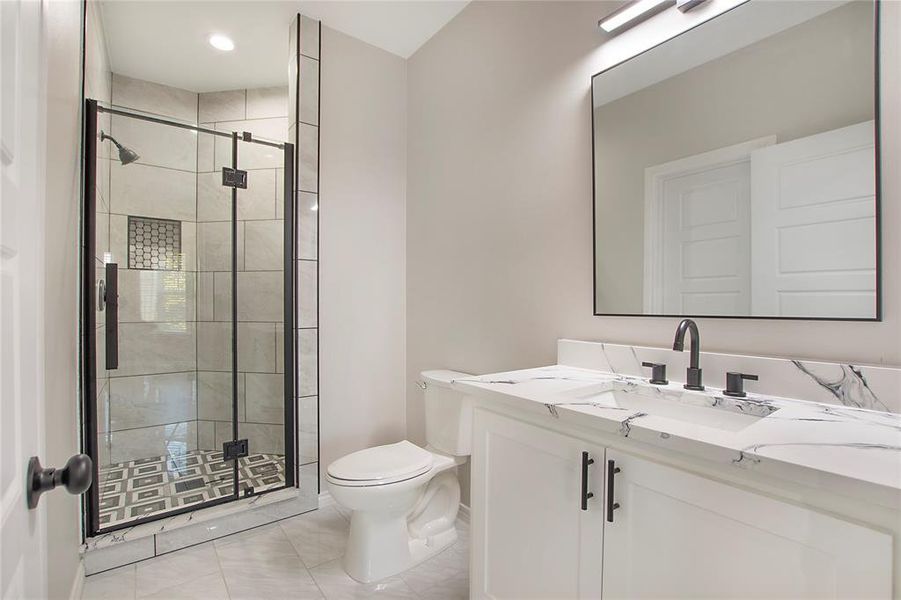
[{"left": 326, "top": 370, "right": 473, "bottom": 583}]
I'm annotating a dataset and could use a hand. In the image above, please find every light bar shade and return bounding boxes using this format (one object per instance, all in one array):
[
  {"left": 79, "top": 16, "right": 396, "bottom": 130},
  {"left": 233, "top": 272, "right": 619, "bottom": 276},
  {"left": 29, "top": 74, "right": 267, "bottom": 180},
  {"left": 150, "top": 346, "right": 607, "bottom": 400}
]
[{"left": 599, "top": 0, "right": 674, "bottom": 33}]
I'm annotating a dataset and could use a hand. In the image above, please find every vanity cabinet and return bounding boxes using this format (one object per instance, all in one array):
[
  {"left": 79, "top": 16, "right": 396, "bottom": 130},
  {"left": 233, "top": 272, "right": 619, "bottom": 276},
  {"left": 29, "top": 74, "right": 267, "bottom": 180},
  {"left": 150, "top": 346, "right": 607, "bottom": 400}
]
[
  {"left": 471, "top": 409, "right": 606, "bottom": 598},
  {"left": 471, "top": 409, "right": 893, "bottom": 599},
  {"left": 603, "top": 450, "right": 892, "bottom": 599}
]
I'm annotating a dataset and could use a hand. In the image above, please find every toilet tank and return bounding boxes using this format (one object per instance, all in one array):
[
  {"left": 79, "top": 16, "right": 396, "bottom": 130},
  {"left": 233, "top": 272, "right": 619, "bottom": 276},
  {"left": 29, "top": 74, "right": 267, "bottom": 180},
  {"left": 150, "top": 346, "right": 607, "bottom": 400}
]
[{"left": 420, "top": 370, "right": 474, "bottom": 456}]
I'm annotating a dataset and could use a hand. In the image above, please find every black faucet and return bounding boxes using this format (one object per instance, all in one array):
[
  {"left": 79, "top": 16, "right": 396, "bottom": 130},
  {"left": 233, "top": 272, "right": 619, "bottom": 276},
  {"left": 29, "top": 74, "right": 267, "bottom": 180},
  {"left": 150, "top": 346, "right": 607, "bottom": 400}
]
[{"left": 672, "top": 318, "right": 704, "bottom": 391}]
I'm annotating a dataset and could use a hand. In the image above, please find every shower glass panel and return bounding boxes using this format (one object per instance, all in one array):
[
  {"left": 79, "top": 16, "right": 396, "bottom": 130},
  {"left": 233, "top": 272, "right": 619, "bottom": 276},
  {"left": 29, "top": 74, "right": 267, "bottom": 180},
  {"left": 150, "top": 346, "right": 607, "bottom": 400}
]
[{"left": 83, "top": 100, "right": 295, "bottom": 535}]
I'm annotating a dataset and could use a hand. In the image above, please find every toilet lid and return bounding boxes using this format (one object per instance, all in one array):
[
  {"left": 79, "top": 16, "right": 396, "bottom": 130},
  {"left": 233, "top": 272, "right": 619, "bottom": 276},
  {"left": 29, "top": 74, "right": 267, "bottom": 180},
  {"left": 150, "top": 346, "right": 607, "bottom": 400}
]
[{"left": 327, "top": 440, "right": 433, "bottom": 484}]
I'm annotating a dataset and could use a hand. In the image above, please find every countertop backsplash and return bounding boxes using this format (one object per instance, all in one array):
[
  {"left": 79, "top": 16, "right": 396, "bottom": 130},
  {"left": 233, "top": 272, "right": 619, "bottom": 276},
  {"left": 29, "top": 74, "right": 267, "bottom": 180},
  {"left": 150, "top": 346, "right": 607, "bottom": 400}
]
[{"left": 558, "top": 340, "right": 901, "bottom": 415}]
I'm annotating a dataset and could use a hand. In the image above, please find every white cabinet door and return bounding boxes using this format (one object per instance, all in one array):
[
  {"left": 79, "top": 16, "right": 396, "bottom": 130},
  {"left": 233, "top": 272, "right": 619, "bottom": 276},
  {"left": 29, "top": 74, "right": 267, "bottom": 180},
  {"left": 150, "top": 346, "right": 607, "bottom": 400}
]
[
  {"left": 471, "top": 409, "right": 605, "bottom": 599},
  {"left": 602, "top": 450, "right": 892, "bottom": 599}
]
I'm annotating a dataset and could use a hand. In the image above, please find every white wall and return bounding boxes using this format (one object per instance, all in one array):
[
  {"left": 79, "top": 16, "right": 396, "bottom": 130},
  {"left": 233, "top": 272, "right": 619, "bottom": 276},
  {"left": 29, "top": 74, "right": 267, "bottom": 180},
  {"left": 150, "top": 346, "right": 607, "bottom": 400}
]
[
  {"left": 319, "top": 27, "right": 407, "bottom": 485},
  {"left": 406, "top": 0, "right": 900, "bottom": 459}
]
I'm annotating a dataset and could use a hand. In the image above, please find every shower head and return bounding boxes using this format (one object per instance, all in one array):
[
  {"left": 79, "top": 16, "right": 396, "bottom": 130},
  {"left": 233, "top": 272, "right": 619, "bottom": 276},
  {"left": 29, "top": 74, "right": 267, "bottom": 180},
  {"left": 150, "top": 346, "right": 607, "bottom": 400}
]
[{"left": 100, "top": 131, "right": 140, "bottom": 166}]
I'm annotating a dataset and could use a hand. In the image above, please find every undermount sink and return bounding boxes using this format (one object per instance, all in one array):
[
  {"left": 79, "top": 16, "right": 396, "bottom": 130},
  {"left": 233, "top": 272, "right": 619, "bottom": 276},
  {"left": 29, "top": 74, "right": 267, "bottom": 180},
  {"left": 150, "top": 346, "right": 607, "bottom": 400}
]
[{"left": 559, "top": 381, "right": 778, "bottom": 432}]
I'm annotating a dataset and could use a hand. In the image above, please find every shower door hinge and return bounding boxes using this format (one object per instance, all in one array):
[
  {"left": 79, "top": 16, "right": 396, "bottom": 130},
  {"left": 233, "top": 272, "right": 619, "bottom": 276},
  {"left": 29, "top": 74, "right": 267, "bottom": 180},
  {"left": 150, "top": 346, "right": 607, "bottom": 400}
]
[
  {"left": 222, "top": 439, "right": 249, "bottom": 461},
  {"left": 221, "top": 167, "right": 248, "bottom": 189}
]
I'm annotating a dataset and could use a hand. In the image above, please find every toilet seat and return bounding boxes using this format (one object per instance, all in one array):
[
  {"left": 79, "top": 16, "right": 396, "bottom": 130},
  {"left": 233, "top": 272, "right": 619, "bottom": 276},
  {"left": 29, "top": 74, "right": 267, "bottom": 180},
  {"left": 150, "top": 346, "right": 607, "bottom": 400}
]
[{"left": 327, "top": 440, "right": 433, "bottom": 487}]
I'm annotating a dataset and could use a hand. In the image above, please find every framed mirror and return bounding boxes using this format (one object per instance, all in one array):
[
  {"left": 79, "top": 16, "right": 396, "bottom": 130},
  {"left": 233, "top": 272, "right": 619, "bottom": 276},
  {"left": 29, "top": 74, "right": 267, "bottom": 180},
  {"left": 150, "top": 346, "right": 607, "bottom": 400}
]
[{"left": 591, "top": 0, "right": 880, "bottom": 320}]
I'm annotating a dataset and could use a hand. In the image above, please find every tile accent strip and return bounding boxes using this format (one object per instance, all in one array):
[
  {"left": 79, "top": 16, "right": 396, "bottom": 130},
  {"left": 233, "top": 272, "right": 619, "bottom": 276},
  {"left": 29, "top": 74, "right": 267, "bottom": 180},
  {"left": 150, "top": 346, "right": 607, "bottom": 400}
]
[{"left": 290, "top": 14, "right": 321, "bottom": 500}]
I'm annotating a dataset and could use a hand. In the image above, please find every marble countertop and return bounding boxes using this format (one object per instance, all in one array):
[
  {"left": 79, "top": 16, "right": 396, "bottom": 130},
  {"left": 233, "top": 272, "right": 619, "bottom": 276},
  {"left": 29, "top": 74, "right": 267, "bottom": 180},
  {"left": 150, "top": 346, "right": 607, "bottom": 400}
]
[{"left": 453, "top": 365, "right": 901, "bottom": 510}]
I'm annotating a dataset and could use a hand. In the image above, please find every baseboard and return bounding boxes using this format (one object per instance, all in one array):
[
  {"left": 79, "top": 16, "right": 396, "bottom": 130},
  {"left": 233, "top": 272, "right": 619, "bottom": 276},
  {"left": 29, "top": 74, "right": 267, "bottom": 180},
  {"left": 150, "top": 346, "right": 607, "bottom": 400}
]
[
  {"left": 458, "top": 503, "right": 471, "bottom": 524},
  {"left": 69, "top": 561, "right": 85, "bottom": 600},
  {"left": 318, "top": 490, "right": 334, "bottom": 508}
]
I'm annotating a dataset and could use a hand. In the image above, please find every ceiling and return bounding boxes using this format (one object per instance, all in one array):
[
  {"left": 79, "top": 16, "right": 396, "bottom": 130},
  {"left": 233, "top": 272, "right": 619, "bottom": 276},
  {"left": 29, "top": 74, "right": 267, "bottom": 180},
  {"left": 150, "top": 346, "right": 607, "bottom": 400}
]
[{"left": 99, "top": 1, "right": 469, "bottom": 93}]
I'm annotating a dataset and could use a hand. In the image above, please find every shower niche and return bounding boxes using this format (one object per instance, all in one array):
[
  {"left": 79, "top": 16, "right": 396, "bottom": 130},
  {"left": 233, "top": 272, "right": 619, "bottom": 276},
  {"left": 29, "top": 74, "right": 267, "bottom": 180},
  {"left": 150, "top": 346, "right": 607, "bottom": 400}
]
[{"left": 82, "top": 98, "right": 296, "bottom": 534}]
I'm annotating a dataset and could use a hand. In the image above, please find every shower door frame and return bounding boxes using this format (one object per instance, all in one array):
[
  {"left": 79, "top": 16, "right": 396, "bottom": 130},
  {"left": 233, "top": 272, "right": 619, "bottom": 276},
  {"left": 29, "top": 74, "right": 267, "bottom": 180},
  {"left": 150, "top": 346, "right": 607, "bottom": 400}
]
[{"left": 81, "top": 99, "right": 297, "bottom": 537}]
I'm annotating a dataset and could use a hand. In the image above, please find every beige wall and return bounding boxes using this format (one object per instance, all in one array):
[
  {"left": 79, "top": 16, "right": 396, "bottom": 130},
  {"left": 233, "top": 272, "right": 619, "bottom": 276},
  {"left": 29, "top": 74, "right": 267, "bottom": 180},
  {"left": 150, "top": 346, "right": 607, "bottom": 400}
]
[
  {"left": 594, "top": 2, "right": 875, "bottom": 312},
  {"left": 406, "top": 0, "right": 901, "bottom": 469},
  {"left": 319, "top": 27, "right": 407, "bottom": 486},
  {"left": 46, "top": 0, "right": 88, "bottom": 596}
]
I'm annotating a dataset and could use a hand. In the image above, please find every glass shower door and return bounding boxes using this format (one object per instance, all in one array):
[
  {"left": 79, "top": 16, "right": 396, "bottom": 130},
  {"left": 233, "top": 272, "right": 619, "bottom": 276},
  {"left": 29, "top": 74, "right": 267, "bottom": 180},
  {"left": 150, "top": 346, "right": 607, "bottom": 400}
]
[
  {"left": 86, "top": 101, "right": 238, "bottom": 533},
  {"left": 230, "top": 131, "right": 295, "bottom": 497},
  {"left": 84, "top": 101, "right": 295, "bottom": 536}
]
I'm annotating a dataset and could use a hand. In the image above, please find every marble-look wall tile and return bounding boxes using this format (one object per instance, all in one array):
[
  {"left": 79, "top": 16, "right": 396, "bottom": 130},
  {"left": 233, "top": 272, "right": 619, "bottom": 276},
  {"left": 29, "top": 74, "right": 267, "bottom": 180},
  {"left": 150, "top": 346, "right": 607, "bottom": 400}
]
[
  {"left": 109, "top": 420, "right": 197, "bottom": 464},
  {"left": 196, "top": 322, "right": 277, "bottom": 373},
  {"left": 197, "top": 420, "right": 216, "bottom": 450},
  {"left": 275, "top": 323, "right": 285, "bottom": 374},
  {"left": 299, "top": 56, "right": 319, "bottom": 125},
  {"left": 298, "top": 123, "right": 318, "bottom": 192},
  {"left": 298, "top": 329, "right": 317, "bottom": 396},
  {"left": 214, "top": 118, "right": 289, "bottom": 170},
  {"left": 115, "top": 322, "right": 196, "bottom": 377},
  {"left": 112, "top": 73, "right": 198, "bottom": 123},
  {"left": 110, "top": 114, "right": 197, "bottom": 172},
  {"left": 110, "top": 162, "right": 196, "bottom": 222},
  {"left": 197, "top": 129, "right": 217, "bottom": 174},
  {"left": 196, "top": 272, "right": 214, "bottom": 321},
  {"left": 297, "top": 192, "right": 318, "bottom": 259},
  {"left": 216, "top": 421, "right": 284, "bottom": 455},
  {"left": 109, "top": 214, "right": 127, "bottom": 265},
  {"left": 275, "top": 169, "right": 286, "bottom": 219},
  {"left": 197, "top": 221, "right": 244, "bottom": 272},
  {"left": 297, "top": 260, "right": 317, "bottom": 327},
  {"left": 212, "top": 271, "right": 283, "bottom": 322},
  {"left": 239, "top": 323, "right": 278, "bottom": 373},
  {"left": 117, "top": 270, "right": 195, "bottom": 323},
  {"left": 244, "top": 220, "right": 284, "bottom": 270},
  {"left": 108, "top": 372, "right": 197, "bottom": 431},
  {"left": 199, "top": 89, "right": 246, "bottom": 123},
  {"left": 198, "top": 169, "right": 277, "bottom": 222},
  {"left": 181, "top": 221, "right": 197, "bottom": 272},
  {"left": 198, "top": 371, "right": 246, "bottom": 422},
  {"left": 299, "top": 396, "right": 317, "bottom": 465},
  {"left": 300, "top": 15, "right": 320, "bottom": 60},
  {"left": 245, "top": 373, "right": 284, "bottom": 424},
  {"left": 246, "top": 86, "right": 288, "bottom": 120},
  {"left": 196, "top": 322, "right": 231, "bottom": 372}
]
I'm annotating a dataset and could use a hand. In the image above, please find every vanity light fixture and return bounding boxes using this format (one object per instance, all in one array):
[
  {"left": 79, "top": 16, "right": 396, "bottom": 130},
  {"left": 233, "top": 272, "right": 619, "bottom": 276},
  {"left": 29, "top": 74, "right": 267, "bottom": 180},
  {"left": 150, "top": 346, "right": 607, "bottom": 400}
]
[
  {"left": 208, "top": 34, "right": 235, "bottom": 52},
  {"left": 599, "top": 0, "right": 674, "bottom": 33}
]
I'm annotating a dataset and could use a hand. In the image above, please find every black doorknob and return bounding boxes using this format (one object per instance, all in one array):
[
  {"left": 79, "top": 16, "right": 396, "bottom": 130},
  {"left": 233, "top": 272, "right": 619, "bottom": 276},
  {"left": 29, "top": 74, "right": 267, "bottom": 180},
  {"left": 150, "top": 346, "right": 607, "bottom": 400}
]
[{"left": 27, "top": 454, "right": 93, "bottom": 509}]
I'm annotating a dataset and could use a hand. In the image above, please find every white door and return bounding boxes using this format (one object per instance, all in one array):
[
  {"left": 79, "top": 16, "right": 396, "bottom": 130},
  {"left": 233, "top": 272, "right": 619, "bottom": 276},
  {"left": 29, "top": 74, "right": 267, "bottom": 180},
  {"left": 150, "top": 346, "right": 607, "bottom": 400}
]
[
  {"left": 750, "top": 121, "right": 876, "bottom": 318},
  {"left": 602, "top": 450, "right": 892, "bottom": 599},
  {"left": 1, "top": 1, "right": 51, "bottom": 597},
  {"left": 471, "top": 409, "right": 605, "bottom": 599},
  {"left": 644, "top": 137, "right": 775, "bottom": 315}
]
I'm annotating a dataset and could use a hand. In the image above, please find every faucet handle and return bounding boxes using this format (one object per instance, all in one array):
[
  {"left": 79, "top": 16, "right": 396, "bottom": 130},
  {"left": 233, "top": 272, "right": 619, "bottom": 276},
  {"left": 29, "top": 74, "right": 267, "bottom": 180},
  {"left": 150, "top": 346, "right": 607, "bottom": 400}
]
[
  {"left": 641, "top": 361, "right": 668, "bottom": 385},
  {"left": 723, "top": 372, "right": 758, "bottom": 398}
]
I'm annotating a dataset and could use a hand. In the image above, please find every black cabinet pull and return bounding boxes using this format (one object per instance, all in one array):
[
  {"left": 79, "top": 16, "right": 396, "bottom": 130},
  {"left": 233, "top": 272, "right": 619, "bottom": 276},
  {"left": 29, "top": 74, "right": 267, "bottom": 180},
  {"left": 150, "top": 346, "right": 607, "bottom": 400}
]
[
  {"left": 606, "top": 459, "right": 621, "bottom": 522},
  {"left": 104, "top": 262, "right": 119, "bottom": 370},
  {"left": 580, "top": 451, "right": 594, "bottom": 511}
]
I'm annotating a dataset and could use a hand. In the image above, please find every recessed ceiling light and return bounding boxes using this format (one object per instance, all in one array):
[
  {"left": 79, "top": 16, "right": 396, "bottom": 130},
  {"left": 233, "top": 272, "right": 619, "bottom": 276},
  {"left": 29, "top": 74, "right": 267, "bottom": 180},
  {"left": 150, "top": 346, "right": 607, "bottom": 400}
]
[{"left": 209, "top": 34, "right": 235, "bottom": 52}]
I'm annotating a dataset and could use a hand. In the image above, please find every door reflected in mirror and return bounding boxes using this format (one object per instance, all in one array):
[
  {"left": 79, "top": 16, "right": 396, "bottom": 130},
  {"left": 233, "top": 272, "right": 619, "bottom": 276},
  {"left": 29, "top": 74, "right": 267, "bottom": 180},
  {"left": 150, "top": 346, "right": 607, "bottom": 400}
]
[{"left": 591, "top": 0, "right": 880, "bottom": 320}]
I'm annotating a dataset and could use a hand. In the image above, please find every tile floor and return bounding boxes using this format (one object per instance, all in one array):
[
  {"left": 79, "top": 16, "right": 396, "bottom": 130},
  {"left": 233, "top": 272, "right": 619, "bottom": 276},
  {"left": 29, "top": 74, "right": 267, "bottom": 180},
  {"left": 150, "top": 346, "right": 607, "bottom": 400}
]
[
  {"left": 81, "top": 505, "right": 470, "bottom": 599},
  {"left": 98, "top": 451, "right": 286, "bottom": 528}
]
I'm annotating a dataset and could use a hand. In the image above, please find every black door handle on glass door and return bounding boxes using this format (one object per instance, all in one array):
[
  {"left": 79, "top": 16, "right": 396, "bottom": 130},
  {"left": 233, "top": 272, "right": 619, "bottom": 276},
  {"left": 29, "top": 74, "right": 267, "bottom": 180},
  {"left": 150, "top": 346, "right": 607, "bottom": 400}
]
[
  {"left": 581, "top": 451, "right": 594, "bottom": 510},
  {"left": 104, "top": 262, "right": 119, "bottom": 370},
  {"left": 606, "top": 459, "right": 621, "bottom": 522}
]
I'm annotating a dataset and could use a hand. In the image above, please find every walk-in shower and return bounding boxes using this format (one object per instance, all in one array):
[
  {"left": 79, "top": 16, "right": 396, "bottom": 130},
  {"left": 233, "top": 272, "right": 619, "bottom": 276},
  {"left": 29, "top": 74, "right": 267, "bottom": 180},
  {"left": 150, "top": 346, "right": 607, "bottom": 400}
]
[{"left": 82, "top": 99, "right": 296, "bottom": 535}]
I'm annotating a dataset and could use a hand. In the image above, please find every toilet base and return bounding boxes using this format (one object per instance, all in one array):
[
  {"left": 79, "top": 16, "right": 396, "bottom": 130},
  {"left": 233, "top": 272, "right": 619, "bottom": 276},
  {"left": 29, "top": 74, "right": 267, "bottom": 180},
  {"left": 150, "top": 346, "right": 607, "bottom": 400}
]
[{"left": 341, "top": 470, "right": 461, "bottom": 583}]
